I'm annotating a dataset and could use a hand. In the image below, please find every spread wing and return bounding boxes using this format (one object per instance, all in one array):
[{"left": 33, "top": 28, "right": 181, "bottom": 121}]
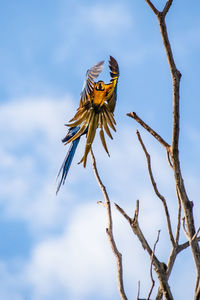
[
  {"left": 106, "top": 56, "right": 119, "bottom": 113},
  {"left": 80, "top": 60, "right": 104, "bottom": 106}
]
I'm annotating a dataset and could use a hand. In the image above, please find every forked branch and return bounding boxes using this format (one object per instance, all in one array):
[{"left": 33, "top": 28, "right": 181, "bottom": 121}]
[
  {"left": 115, "top": 201, "right": 173, "bottom": 300},
  {"left": 136, "top": 130, "right": 175, "bottom": 247}
]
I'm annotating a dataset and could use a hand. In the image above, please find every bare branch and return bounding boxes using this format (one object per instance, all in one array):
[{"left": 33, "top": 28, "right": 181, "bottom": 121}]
[
  {"left": 144, "top": 0, "right": 173, "bottom": 17},
  {"left": 114, "top": 203, "right": 131, "bottom": 223},
  {"left": 147, "top": 230, "right": 161, "bottom": 300},
  {"left": 163, "top": 0, "right": 173, "bottom": 17},
  {"left": 182, "top": 217, "right": 200, "bottom": 245},
  {"left": 97, "top": 200, "right": 106, "bottom": 207},
  {"left": 175, "top": 188, "right": 181, "bottom": 243},
  {"left": 116, "top": 201, "right": 174, "bottom": 299},
  {"left": 144, "top": 0, "right": 200, "bottom": 290},
  {"left": 157, "top": 239, "right": 183, "bottom": 300},
  {"left": 192, "top": 227, "right": 200, "bottom": 242},
  {"left": 137, "top": 130, "right": 175, "bottom": 246},
  {"left": 181, "top": 217, "right": 200, "bottom": 296},
  {"left": 136, "top": 281, "right": 140, "bottom": 300},
  {"left": 157, "top": 5, "right": 200, "bottom": 272},
  {"left": 134, "top": 199, "right": 139, "bottom": 221},
  {"left": 144, "top": 0, "right": 159, "bottom": 15},
  {"left": 157, "top": 14, "right": 179, "bottom": 82},
  {"left": 178, "top": 236, "right": 200, "bottom": 253},
  {"left": 195, "top": 277, "right": 200, "bottom": 300},
  {"left": 90, "top": 149, "right": 128, "bottom": 300},
  {"left": 127, "top": 112, "right": 170, "bottom": 151},
  {"left": 115, "top": 201, "right": 159, "bottom": 264},
  {"left": 182, "top": 217, "right": 189, "bottom": 239},
  {"left": 167, "top": 150, "right": 173, "bottom": 169},
  {"left": 166, "top": 247, "right": 177, "bottom": 278}
]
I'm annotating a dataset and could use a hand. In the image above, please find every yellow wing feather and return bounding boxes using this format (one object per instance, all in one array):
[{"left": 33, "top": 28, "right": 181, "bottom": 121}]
[{"left": 64, "top": 56, "right": 119, "bottom": 167}]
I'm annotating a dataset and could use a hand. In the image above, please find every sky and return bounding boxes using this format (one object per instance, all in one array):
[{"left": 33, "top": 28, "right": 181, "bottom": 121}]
[{"left": 1, "top": 0, "right": 200, "bottom": 299}]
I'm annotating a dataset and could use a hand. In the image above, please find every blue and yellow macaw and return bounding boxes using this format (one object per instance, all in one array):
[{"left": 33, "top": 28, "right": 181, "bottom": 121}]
[{"left": 56, "top": 56, "right": 119, "bottom": 193}]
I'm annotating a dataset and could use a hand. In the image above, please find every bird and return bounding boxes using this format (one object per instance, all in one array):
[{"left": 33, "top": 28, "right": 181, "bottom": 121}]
[{"left": 56, "top": 56, "right": 119, "bottom": 194}]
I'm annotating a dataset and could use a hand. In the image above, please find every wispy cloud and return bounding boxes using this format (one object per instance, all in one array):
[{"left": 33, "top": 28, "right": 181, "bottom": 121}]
[
  {"left": 24, "top": 200, "right": 165, "bottom": 299},
  {"left": 0, "top": 96, "right": 77, "bottom": 230}
]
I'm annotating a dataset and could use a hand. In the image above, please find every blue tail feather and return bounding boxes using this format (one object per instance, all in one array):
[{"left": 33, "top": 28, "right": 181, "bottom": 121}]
[
  {"left": 56, "top": 138, "right": 80, "bottom": 194},
  {"left": 56, "top": 126, "right": 88, "bottom": 194}
]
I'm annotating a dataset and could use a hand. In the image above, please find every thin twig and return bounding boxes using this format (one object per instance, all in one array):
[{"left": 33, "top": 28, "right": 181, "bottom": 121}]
[
  {"left": 136, "top": 130, "right": 175, "bottom": 246},
  {"left": 137, "top": 281, "right": 140, "bottom": 300},
  {"left": 178, "top": 236, "right": 200, "bottom": 253},
  {"left": 97, "top": 200, "right": 106, "bottom": 207},
  {"left": 167, "top": 150, "right": 173, "bottom": 169},
  {"left": 145, "top": 0, "right": 159, "bottom": 15},
  {"left": 163, "top": 0, "right": 173, "bottom": 16},
  {"left": 175, "top": 187, "right": 181, "bottom": 243},
  {"left": 182, "top": 218, "right": 200, "bottom": 245},
  {"left": 147, "top": 230, "right": 161, "bottom": 300},
  {"left": 127, "top": 112, "right": 170, "bottom": 151},
  {"left": 134, "top": 199, "right": 139, "bottom": 220},
  {"left": 115, "top": 201, "right": 160, "bottom": 265},
  {"left": 192, "top": 227, "right": 200, "bottom": 242},
  {"left": 90, "top": 149, "right": 128, "bottom": 300},
  {"left": 182, "top": 217, "right": 189, "bottom": 238}
]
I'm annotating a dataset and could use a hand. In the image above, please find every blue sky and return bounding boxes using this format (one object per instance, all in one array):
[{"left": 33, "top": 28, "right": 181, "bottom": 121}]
[{"left": 1, "top": 0, "right": 200, "bottom": 299}]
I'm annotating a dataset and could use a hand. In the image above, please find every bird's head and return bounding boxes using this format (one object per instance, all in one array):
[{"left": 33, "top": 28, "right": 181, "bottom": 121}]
[{"left": 95, "top": 80, "right": 105, "bottom": 91}]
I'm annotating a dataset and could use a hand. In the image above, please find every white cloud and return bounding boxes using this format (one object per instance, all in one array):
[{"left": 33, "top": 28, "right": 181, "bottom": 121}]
[
  {"left": 0, "top": 260, "right": 25, "bottom": 300},
  {"left": 0, "top": 198, "right": 195, "bottom": 299},
  {"left": 25, "top": 201, "right": 162, "bottom": 299},
  {"left": 25, "top": 202, "right": 116, "bottom": 299},
  {"left": 0, "top": 95, "right": 74, "bottom": 140},
  {"left": 0, "top": 96, "right": 77, "bottom": 231},
  {"left": 23, "top": 198, "right": 195, "bottom": 300}
]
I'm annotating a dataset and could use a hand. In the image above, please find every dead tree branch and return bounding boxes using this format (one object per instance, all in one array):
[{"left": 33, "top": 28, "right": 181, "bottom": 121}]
[
  {"left": 154, "top": 0, "right": 200, "bottom": 285},
  {"left": 175, "top": 188, "right": 181, "bottom": 243},
  {"left": 115, "top": 201, "right": 174, "bottom": 300},
  {"left": 147, "top": 230, "right": 161, "bottom": 300},
  {"left": 127, "top": 112, "right": 170, "bottom": 151},
  {"left": 136, "top": 130, "right": 175, "bottom": 247},
  {"left": 143, "top": 0, "right": 200, "bottom": 298},
  {"left": 127, "top": 112, "right": 173, "bottom": 169},
  {"left": 145, "top": 0, "right": 159, "bottom": 15},
  {"left": 156, "top": 234, "right": 200, "bottom": 299},
  {"left": 178, "top": 236, "right": 200, "bottom": 253},
  {"left": 90, "top": 149, "right": 128, "bottom": 300}
]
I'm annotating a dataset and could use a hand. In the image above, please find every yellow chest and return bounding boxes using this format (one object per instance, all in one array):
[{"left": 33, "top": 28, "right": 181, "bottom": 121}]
[{"left": 92, "top": 89, "right": 107, "bottom": 106}]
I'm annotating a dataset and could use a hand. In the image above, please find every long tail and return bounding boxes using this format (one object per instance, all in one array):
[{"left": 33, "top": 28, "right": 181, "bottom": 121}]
[{"left": 56, "top": 138, "right": 80, "bottom": 194}]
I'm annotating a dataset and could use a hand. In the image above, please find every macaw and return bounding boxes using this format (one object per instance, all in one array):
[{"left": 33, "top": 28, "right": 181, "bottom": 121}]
[{"left": 56, "top": 56, "right": 119, "bottom": 194}]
